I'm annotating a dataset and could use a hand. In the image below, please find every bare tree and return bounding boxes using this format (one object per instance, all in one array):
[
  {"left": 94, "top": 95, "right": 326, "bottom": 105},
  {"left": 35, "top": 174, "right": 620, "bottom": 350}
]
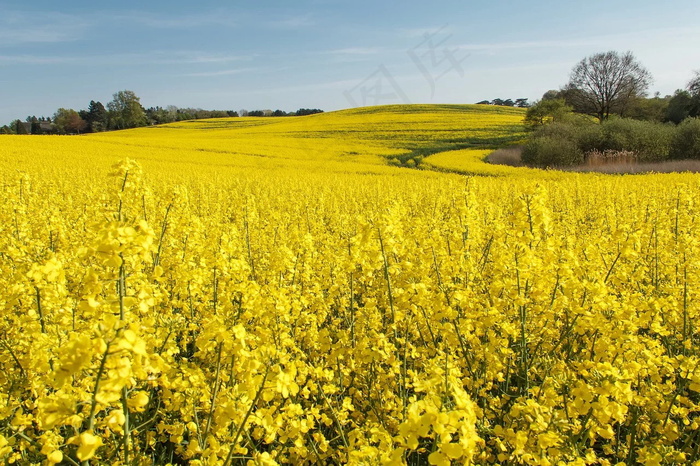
[
  {"left": 687, "top": 71, "right": 700, "bottom": 118},
  {"left": 565, "top": 51, "right": 652, "bottom": 121},
  {"left": 688, "top": 71, "right": 700, "bottom": 96}
]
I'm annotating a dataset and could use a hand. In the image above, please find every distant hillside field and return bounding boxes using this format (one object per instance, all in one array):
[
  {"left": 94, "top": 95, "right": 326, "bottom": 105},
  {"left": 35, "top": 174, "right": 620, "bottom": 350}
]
[
  {"left": 2, "top": 104, "right": 527, "bottom": 178},
  {"left": 2, "top": 105, "right": 700, "bottom": 465}
]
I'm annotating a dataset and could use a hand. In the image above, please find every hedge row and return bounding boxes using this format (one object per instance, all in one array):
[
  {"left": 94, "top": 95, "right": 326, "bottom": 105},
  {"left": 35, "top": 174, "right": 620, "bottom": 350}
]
[{"left": 522, "top": 117, "right": 700, "bottom": 167}]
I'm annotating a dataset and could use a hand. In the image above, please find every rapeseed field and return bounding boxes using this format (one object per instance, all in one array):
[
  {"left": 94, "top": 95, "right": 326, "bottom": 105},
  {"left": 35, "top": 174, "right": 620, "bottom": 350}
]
[{"left": 1, "top": 105, "right": 699, "bottom": 465}]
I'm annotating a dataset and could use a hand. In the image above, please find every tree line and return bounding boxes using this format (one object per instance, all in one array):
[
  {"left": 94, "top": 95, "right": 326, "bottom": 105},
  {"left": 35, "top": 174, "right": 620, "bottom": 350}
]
[
  {"left": 525, "top": 51, "right": 700, "bottom": 127},
  {"left": 240, "top": 108, "right": 324, "bottom": 117},
  {"left": 476, "top": 98, "right": 530, "bottom": 108},
  {"left": 519, "top": 51, "right": 700, "bottom": 167},
  {"left": 1, "top": 90, "right": 324, "bottom": 135}
]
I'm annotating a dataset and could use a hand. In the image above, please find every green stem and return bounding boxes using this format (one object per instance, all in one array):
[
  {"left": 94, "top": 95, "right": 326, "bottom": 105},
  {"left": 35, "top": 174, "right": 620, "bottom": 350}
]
[
  {"left": 121, "top": 388, "right": 130, "bottom": 465},
  {"left": 320, "top": 391, "right": 350, "bottom": 450},
  {"left": 0, "top": 338, "right": 26, "bottom": 378},
  {"left": 35, "top": 286, "right": 46, "bottom": 333},
  {"left": 153, "top": 203, "right": 172, "bottom": 269},
  {"left": 224, "top": 365, "right": 270, "bottom": 466},
  {"left": 118, "top": 255, "right": 126, "bottom": 320},
  {"left": 87, "top": 342, "right": 111, "bottom": 432},
  {"left": 203, "top": 343, "right": 223, "bottom": 446},
  {"left": 377, "top": 228, "right": 395, "bottom": 325}
]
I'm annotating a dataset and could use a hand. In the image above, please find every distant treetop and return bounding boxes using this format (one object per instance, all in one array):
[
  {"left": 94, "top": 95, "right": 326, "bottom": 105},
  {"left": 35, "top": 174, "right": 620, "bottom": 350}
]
[{"left": 476, "top": 98, "right": 530, "bottom": 108}]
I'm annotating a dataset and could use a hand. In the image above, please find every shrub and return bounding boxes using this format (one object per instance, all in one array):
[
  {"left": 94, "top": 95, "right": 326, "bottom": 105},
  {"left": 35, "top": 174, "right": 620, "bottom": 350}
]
[
  {"left": 522, "top": 136, "right": 583, "bottom": 167},
  {"left": 521, "top": 118, "right": 677, "bottom": 168},
  {"left": 670, "top": 118, "right": 700, "bottom": 159},
  {"left": 574, "top": 122, "right": 604, "bottom": 154},
  {"left": 600, "top": 118, "right": 673, "bottom": 162},
  {"left": 535, "top": 121, "right": 583, "bottom": 141},
  {"left": 522, "top": 121, "right": 594, "bottom": 167}
]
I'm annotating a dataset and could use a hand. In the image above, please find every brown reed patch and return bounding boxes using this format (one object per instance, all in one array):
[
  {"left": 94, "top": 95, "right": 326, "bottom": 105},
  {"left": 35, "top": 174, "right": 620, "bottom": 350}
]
[{"left": 486, "top": 146, "right": 524, "bottom": 166}]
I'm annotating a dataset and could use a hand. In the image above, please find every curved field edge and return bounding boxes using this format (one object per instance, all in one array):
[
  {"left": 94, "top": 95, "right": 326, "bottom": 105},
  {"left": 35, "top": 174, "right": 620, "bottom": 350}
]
[
  {"left": 422, "top": 149, "right": 517, "bottom": 176},
  {"left": 421, "top": 148, "right": 572, "bottom": 179}
]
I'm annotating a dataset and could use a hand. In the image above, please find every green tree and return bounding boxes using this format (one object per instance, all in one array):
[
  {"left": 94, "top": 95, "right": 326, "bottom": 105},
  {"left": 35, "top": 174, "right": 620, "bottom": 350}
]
[
  {"left": 295, "top": 108, "right": 323, "bottom": 116},
  {"left": 54, "top": 108, "right": 87, "bottom": 134},
  {"left": 565, "top": 51, "right": 652, "bottom": 121},
  {"left": 145, "top": 106, "right": 177, "bottom": 125},
  {"left": 27, "top": 116, "right": 42, "bottom": 134},
  {"left": 541, "top": 90, "right": 562, "bottom": 101},
  {"left": 626, "top": 93, "right": 671, "bottom": 122},
  {"left": 83, "top": 100, "right": 107, "bottom": 132},
  {"left": 665, "top": 90, "right": 692, "bottom": 124},
  {"left": 107, "top": 90, "right": 147, "bottom": 130},
  {"left": 13, "top": 119, "right": 29, "bottom": 134},
  {"left": 523, "top": 99, "right": 573, "bottom": 129}
]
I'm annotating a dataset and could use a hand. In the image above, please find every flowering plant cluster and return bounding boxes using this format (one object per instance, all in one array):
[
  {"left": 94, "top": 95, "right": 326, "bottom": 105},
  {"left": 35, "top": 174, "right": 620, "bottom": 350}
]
[{"left": 1, "top": 106, "right": 699, "bottom": 465}]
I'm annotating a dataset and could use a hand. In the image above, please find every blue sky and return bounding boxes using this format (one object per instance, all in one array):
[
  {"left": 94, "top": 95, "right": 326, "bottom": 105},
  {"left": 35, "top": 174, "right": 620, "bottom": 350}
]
[{"left": 2, "top": 0, "right": 700, "bottom": 123}]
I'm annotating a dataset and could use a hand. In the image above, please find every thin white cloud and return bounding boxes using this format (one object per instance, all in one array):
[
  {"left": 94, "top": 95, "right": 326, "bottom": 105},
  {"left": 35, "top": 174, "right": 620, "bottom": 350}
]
[
  {"left": 265, "top": 14, "right": 316, "bottom": 29},
  {"left": 219, "top": 77, "right": 364, "bottom": 96},
  {"left": 0, "top": 51, "right": 251, "bottom": 66},
  {"left": 315, "top": 47, "right": 386, "bottom": 64},
  {"left": 455, "top": 26, "right": 700, "bottom": 54},
  {"left": 183, "top": 55, "right": 246, "bottom": 64},
  {"left": 455, "top": 39, "right": 597, "bottom": 53},
  {"left": 0, "top": 55, "right": 77, "bottom": 65},
  {"left": 400, "top": 25, "right": 454, "bottom": 39},
  {"left": 152, "top": 51, "right": 251, "bottom": 65},
  {"left": 185, "top": 68, "right": 254, "bottom": 77},
  {"left": 0, "top": 11, "right": 88, "bottom": 45},
  {"left": 110, "top": 10, "right": 239, "bottom": 29},
  {"left": 322, "top": 47, "right": 382, "bottom": 56}
]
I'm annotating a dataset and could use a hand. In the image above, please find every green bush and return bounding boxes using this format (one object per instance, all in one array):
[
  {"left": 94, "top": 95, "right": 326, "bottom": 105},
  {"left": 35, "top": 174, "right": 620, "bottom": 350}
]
[
  {"left": 535, "top": 121, "right": 583, "bottom": 141},
  {"left": 522, "top": 121, "right": 595, "bottom": 167},
  {"left": 521, "top": 117, "right": 678, "bottom": 168},
  {"left": 575, "top": 124, "right": 604, "bottom": 154},
  {"left": 522, "top": 136, "right": 583, "bottom": 167},
  {"left": 601, "top": 119, "right": 673, "bottom": 162},
  {"left": 670, "top": 118, "right": 700, "bottom": 159},
  {"left": 523, "top": 99, "right": 572, "bottom": 129}
]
